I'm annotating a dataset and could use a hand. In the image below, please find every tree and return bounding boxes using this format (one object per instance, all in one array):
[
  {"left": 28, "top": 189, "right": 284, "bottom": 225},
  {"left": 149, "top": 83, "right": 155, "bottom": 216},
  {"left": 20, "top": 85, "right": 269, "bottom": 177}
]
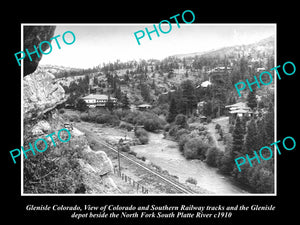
[
  {"left": 121, "top": 93, "right": 130, "bottom": 110},
  {"left": 76, "top": 98, "right": 88, "bottom": 112},
  {"left": 219, "top": 145, "right": 235, "bottom": 174},
  {"left": 181, "top": 80, "right": 197, "bottom": 115},
  {"left": 141, "top": 83, "right": 151, "bottom": 102},
  {"left": 232, "top": 117, "right": 244, "bottom": 155},
  {"left": 105, "top": 95, "right": 115, "bottom": 112},
  {"left": 247, "top": 89, "right": 257, "bottom": 110},
  {"left": 167, "top": 98, "right": 178, "bottom": 123},
  {"left": 174, "top": 114, "right": 188, "bottom": 129},
  {"left": 263, "top": 105, "right": 274, "bottom": 144},
  {"left": 203, "top": 100, "right": 213, "bottom": 117},
  {"left": 243, "top": 119, "right": 259, "bottom": 155}
]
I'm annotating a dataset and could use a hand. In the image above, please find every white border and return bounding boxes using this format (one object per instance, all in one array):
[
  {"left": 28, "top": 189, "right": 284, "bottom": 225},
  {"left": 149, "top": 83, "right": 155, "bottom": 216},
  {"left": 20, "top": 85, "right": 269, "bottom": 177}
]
[{"left": 21, "top": 23, "right": 277, "bottom": 196}]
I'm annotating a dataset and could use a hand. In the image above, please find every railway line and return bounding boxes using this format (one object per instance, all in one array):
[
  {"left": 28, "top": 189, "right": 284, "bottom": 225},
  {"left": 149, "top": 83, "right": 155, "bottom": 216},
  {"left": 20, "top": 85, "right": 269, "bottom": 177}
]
[{"left": 98, "top": 140, "right": 195, "bottom": 194}]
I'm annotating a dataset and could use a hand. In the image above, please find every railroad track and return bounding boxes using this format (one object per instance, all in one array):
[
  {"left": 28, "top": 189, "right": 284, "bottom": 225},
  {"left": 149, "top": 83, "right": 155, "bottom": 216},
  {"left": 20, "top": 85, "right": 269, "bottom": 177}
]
[{"left": 97, "top": 140, "right": 195, "bottom": 194}]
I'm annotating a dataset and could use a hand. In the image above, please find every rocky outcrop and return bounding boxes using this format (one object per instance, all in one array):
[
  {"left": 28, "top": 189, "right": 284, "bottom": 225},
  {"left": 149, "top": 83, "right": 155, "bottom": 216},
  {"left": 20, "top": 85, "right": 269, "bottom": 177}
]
[
  {"left": 24, "top": 26, "right": 56, "bottom": 76},
  {"left": 23, "top": 26, "right": 118, "bottom": 194},
  {"left": 23, "top": 67, "right": 66, "bottom": 121}
]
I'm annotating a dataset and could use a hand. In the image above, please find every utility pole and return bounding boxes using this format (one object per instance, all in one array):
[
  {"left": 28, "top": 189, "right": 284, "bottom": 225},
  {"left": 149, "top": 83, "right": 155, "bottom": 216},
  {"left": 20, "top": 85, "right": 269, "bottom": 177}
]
[{"left": 117, "top": 138, "right": 123, "bottom": 176}]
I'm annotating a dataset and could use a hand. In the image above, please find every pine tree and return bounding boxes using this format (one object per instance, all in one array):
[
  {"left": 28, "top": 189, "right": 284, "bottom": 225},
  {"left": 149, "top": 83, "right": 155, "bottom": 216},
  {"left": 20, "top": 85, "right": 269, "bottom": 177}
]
[
  {"left": 181, "top": 80, "right": 197, "bottom": 115},
  {"left": 232, "top": 116, "right": 244, "bottom": 155},
  {"left": 141, "top": 83, "right": 151, "bottom": 102},
  {"left": 167, "top": 97, "right": 178, "bottom": 123},
  {"left": 247, "top": 89, "right": 257, "bottom": 110},
  {"left": 121, "top": 93, "right": 130, "bottom": 110},
  {"left": 243, "top": 119, "right": 259, "bottom": 155},
  {"left": 263, "top": 104, "right": 274, "bottom": 144}
]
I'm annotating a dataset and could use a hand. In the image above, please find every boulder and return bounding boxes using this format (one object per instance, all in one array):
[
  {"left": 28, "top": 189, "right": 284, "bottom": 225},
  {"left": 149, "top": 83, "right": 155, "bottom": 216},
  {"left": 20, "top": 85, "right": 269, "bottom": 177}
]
[{"left": 23, "top": 67, "right": 66, "bottom": 121}]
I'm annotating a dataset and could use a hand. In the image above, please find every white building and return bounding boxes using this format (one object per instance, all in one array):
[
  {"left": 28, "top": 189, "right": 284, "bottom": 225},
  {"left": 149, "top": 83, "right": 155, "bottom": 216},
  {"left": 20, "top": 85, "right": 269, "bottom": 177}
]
[{"left": 82, "top": 94, "right": 117, "bottom": 108}]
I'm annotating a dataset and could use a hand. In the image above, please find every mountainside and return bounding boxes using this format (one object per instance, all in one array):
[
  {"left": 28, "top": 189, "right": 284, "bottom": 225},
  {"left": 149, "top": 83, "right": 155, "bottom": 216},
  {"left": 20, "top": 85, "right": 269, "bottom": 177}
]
[{"left": 171, "top": 35, "right": 275, "bottom": 60}]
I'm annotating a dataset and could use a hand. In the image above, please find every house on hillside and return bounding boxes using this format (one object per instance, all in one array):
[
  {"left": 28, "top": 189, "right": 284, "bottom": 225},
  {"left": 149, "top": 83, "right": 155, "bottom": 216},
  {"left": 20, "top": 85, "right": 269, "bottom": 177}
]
[
  {"left": 200, "top": 80, "right": 212, "bottom": 88},
  {"left": 225, "top": 102, "right": 253, "bottom": 117},
  {"left": 82, "top": 94, "right": 117, "bottom": 108},
  {"left": 137, "top": 104, "right": 152, "bottom": 111}
]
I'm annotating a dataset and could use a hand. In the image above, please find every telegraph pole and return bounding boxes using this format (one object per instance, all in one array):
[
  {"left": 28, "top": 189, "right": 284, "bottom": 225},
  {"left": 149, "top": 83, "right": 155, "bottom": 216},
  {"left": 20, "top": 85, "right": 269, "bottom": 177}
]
[{"left": 117, "top": 138, "right": 123, "bottom": 176}]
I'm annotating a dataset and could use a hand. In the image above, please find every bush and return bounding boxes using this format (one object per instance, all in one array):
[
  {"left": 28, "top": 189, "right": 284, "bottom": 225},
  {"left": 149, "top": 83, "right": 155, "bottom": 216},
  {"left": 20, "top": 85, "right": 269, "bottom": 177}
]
[
  {"left": 80, "top": 113, "right": 90, "bottom": 122},
  {"left": 215, "top": 123, "right": 221, "bottom": 130},
  {"left": 96, "top": 114, "right": 120, "bottom": 126},
  {"left": 123, "top": 111, "right": 166, "bottom": 131},
  {"left": 138, "top": 135, "right": 149, "bottom": 145},
  {"left": 175, "top": 128, "right": 190, "bottom": 140},
  {"left": 69, "top": 114, "right": 81, "bottom": 122},
  {"left": 119, "top": 143, "right": 130, "bottom": 152},
  {"left": 178, "top": 134, "right": 189, "bottom": 152},
  {"left": 186, "top": 177, "right": 197, "bottom": 185},
  {"left": 174, "top": 114, "right": 188, "bottom": 128},
  {"left": 135, "top": 128, "right": 149, "bottom": 145},
  {"left": 143, "top": 118, "right": 162, "bottom": 132},
  {"left": 168, "top": 125, "right": 179, "bottom": 137},
  {"left": 164, "top": 124, "right": 171, "bottom": 132},
  {"left": 206, "top": 116, "right": 212, "bottom": 123},
  {"left": 119, "top": 121, "right": 134, "bottom": 131},
  {"left": 183, "top": 137, "right": 210, "bottom": 160},
  {"left": 206, "top": 147, "right": 222, "bottom": 167}
]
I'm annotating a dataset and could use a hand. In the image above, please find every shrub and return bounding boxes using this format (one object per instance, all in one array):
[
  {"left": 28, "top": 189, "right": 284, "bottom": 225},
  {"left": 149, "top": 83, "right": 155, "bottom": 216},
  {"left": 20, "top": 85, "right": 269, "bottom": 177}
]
[
  {"left": 96, "top": 114, "right": 120, "bottom": 126},
  {"left": 138, "top": 135, "right": 149, "bottom": 145},
  {"left": 215, "top": 123, "right": 221, "bottom": 130},
  {"left": 178, "top": 134, "right": 189, "bottom": 152},
  {"left": 168, "top": 125, "right": 179, "bottom": 137},
  {"left": 143, "top": 118, "right": 162, "bottom": 132},
  {"left": 186, "top": 177, "right": 197, "bottom": 185},
  {"left": 119, "top": 121, "right": 134, "bottom": 131},
  {"left": 183, "top": 137, "right": 210, "bottom": 160},
  {"left": 206, "top": 116, "right": 212, "bottom": 123},
  {"left": 135, "top": 128, "right": 149, "bottom": 145},
  {"left": 206, "top": 147, "right": 222, "bottom": 167},
  {"left": 69, "top": 114, "right": 81, "bottom": 122},
  {"left": 80, "top": 113, "right": 90, "bottom": 122},
  {"left": 119, "top": 143, "right": 130, "bottom": 152},
  {"left": 175, "top": 128, "right": 190, "bottom": 140},
  {"left": 174, "top": 114, "right": 188, "bottom": 128},
  {"left": 164, "top": 124, "right": 171, "bottom": 132}
]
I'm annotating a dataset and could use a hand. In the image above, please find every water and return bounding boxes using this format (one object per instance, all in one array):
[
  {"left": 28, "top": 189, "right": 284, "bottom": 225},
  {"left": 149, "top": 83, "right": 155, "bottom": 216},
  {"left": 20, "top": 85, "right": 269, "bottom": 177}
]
[{"left": 131, "top": 132, "right": 248, "bottom": 194}]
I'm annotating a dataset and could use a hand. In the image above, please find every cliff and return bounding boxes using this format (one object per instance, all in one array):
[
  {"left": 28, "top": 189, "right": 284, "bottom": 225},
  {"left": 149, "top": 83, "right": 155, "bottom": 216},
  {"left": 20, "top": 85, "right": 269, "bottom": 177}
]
[{"left": 23, "top": 26, "right": 118, "bottom": 194}]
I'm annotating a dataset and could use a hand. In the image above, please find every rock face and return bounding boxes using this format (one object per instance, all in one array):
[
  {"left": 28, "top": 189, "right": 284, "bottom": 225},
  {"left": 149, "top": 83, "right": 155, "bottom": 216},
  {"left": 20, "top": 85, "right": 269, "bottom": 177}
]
[
  {"left": 23, "top": 67, "right": 66, "bottom": 121},
  {"left": 23, "top": 26, "right": 118, "bottom": 194},
  {"left": 24, "top": 26, "right": 56, "bottom": 76}
]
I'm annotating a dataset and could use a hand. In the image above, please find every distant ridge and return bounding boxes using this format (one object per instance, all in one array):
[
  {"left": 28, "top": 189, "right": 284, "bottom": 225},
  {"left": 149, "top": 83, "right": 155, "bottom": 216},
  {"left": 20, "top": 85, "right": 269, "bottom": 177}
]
[{"left": 171, "top": 35, "right": 275, "bottom": 59}]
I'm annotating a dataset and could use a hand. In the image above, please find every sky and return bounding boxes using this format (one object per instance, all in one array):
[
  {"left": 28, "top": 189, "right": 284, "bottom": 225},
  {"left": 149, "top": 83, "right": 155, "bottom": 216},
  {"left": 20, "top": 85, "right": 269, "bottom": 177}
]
[{"left": 38, "top": 24, "right": 276, "bottom": 69}]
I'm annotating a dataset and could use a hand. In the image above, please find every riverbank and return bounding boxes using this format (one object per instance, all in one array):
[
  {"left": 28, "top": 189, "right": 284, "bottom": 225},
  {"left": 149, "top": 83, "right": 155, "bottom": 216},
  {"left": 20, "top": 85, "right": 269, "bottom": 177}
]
[{"left": 130, "top": 132, "right": 248, "bottom": 194}]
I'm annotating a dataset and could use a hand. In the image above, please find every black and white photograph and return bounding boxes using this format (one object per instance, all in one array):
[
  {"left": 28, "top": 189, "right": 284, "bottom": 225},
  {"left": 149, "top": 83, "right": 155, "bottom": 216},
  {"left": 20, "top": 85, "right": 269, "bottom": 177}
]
[{"left": 21, "top": 24, "right": 276, "bottom": 195}]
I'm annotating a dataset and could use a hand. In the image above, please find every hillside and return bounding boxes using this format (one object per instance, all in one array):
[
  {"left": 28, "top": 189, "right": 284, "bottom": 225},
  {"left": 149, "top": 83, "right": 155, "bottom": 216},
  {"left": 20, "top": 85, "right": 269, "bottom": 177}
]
[
  {"left": 171, "top": 35, "right": 274, "bottom": 60},
  {"left": 47, "top": 34, "right": 275, "bottom": 113}
]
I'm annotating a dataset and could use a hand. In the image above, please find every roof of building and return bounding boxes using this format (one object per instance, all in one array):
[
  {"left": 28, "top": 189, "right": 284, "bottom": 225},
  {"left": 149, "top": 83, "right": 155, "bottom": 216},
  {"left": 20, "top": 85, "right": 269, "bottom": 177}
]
[
  {"left": 82, "top": 94, "right": 116, "bottom": 100},
  {"left": 200, "top": 80, "right": 212, "bottom": 87},
  {"left": 137, "top": 104, "right": 152, "bottom": 108},
  {"left": 229, "top": 109, "right": 253, "bottom": 114},
  {"left": 225, "top": 102, "right": 247, "bottom": 108}
]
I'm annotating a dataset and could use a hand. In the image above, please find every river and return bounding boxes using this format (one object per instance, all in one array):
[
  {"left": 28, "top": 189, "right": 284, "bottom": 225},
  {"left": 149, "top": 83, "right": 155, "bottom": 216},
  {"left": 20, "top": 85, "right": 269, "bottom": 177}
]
[{"left": 130, "top": 132, "right": 249, "bottom": 194}]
